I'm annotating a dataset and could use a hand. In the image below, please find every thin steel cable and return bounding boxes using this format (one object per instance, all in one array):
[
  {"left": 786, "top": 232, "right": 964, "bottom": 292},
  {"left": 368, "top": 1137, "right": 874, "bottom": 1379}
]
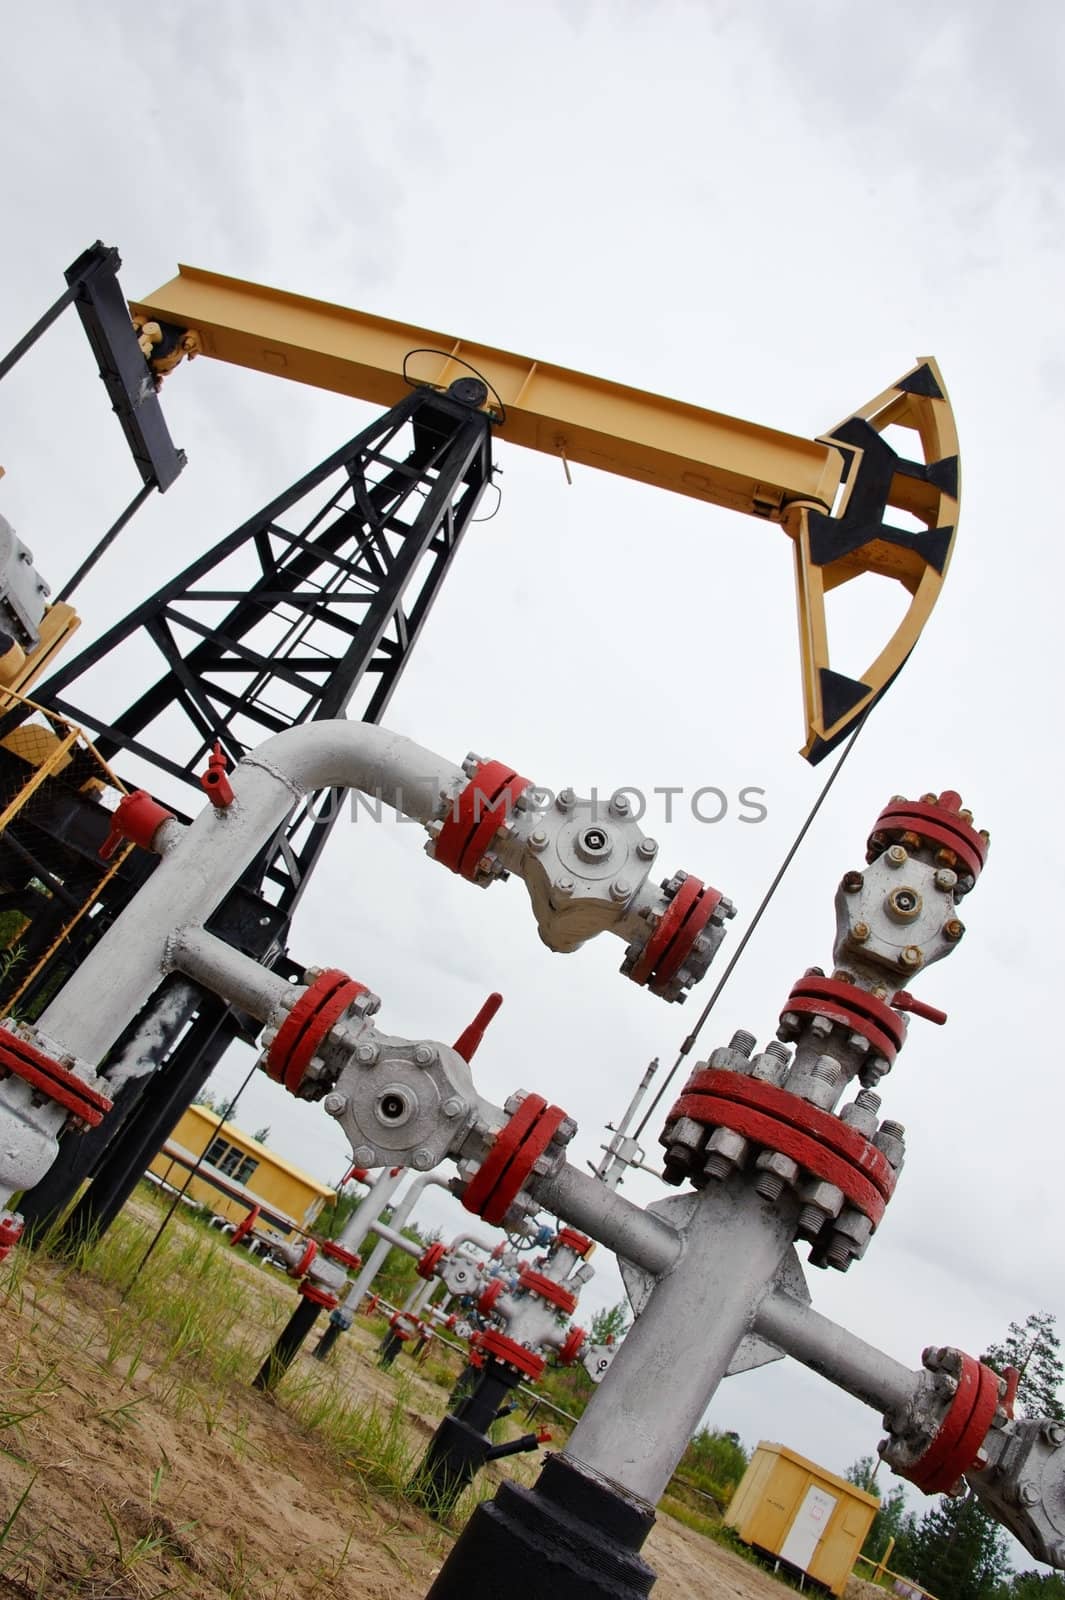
[
  {"left": 633, "top": 713, "right": 870, "bottom": 1143},
  {"left": 120, "top": 1056, "right": 260, "bottom": 1297}
]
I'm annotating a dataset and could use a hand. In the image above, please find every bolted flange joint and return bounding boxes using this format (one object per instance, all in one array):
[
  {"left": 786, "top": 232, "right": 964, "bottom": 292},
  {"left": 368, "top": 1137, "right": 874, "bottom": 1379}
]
[{"left": 456, "top": 1092, "right": 576, "bottom": 1229}]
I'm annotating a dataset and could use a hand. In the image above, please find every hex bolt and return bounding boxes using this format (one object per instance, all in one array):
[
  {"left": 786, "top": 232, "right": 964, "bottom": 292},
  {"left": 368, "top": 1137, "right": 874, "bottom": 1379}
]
[
  {"left": 413, "top": 1148, "right": 436, "bottom": 1172},
  {"left": 842, "top": 871, "right": 864, "bottom": 893},
  {"left": 304, "top": 966, "right": 323, "bottom": 983},
  {"left": 824, "top": 1233, "right": 853, "bottom": 1272},
  {"left": 805, "top": 966, "right": 825, "bottom": 978},
  {"left": 812, "top": 1056, "right": 839, "bottom": 1085},
  {"left": 260, "top": 1028, "right": 278, "bottom": 1050},
  {"left": 1019, "top": 1481, "right": 1041, "bottom": 1507},
  {"left": 704, "top": 1152, "right": 735, "bottom": 1182},
  {"left": 809, "top": 1013, "right": 834, "bottom": 1039},
  {"left": 935, "top": 868, "right": 958, "bottom": 890},
  {"left": 352, "top": 1144, "right": 376, "bottom": 1167},
  {"left": 755, "top": 1172, "right": 785, "bottom": 1202},
  {"left": 610, "top": 879, "right": 632, "bottom": 902},
  {"left": 557, "top": 788, "right": 576, "bottom": 811},
  {"left": 609, "top": 792, "right": 631, "bottom": 816},
  {"left": 880, "top": 1119, "right": 906, "bottom": 1141},
  {"left": 1043, "top": 1421, "right": 1065, "bottom": 1447},
  {"left": 555, "top": 877, "right": 575, "bottom": 897},
  {"left": 852, "top": 922, "right": 870, "bottom": 943},
  {"left": 729, "top": 1029, "right": 757, "bottom": 1057},
  {"left": 462, "top": 752, "right": 483, "bottom": 778},
  {"left": 900, "top": 945, "right": 923, "bottom": 968},
  {"left": 886, "top": 845, "right": 908, "bottom": 867},
  {"left": 413, "top": 1044, "right": 437, "bottom": 1067},
  {"left": 855, "top": 1088, "right": 882, "bottom": 1112},
  {"left": 765, "top": 1041, "right": 791, "bottom": 1065},
  {"left": 529, "top": 829, "right": 548, "bottom": 851},
  {"left": 355, "top": 1041, "right": 380, "bottom": 1065},
  {"left": 442, "top": 1097, "right": 466, "bottom": 1119},
  {"left": 637, "top": 837, "right": 659, "bottom": 859},
  {"left": 944, "top": 919, "right": 965, "bottom": 942},
  {"left": 323, "top": 1092, "right": 348, "bottom": 1118},
  {"left": 797, "top": 1202, "right": 830, "bottom": 1239}
]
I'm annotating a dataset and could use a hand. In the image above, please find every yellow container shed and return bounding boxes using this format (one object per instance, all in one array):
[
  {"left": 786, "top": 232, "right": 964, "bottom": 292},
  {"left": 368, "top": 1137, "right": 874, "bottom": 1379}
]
[
  {"left": 725, "top": 1441, "right": 878, "bottom": 1596},
  {"left": 147, "top": 1104, "right": 336, "bottom": 1237}
]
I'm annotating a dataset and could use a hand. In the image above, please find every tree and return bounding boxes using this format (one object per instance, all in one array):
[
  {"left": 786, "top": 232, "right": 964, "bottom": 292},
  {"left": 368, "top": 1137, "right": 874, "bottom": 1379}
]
[
  {"left": 253, "top": 1125, "right": 271, "bottom": 1144},
  {"left": 1002, "top": 1574, "right": 1065, "bottom": 1600},
  {"left": 982, "top": 1313, "right": 1065, "bottom": 1422},
  {"left": 590, "top": 1301, "right": 630, "bottom": 1346},
  {"left": 678, "top": 1427, "right": 749, "bottom": 1506},
  {"left": 846, "top": 1455, "right": 907, "bottom": 1561},
  {"left": 894, "top": 1492, "right": 1009, "bottom": 1600}
]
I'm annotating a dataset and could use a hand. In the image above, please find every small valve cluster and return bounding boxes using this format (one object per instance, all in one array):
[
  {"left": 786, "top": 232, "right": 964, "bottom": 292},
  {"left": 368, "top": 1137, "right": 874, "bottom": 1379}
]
[{"left": 425, "top": 755, "right": 732, "bottom": 1003}]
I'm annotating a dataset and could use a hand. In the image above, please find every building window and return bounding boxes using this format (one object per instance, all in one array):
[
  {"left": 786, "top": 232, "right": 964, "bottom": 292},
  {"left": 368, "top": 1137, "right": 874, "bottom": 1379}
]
[{"left": 204, "top": 1137, "right": 259, "bottom": 1188}]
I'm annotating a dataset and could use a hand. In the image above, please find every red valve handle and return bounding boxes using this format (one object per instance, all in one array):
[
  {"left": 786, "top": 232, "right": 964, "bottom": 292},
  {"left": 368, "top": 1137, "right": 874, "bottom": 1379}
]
[
  {"left": 200, "top": 740, "right": 235, "bottom": 808},
  {"left": 892, "top": 990, "right": 948, "bottom": 1026},
  {"left": 452, "top": 992, "right": 503, "bottom": 1063},
  {"left": 536, "top": 1427, "right": 552, "bottom": 1444}
]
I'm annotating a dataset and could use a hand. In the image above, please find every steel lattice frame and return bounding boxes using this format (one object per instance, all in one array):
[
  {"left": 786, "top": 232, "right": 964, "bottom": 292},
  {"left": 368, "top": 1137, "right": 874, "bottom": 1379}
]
[{"left": 13, "top": 385, "right": 494, "bottom": 1242}]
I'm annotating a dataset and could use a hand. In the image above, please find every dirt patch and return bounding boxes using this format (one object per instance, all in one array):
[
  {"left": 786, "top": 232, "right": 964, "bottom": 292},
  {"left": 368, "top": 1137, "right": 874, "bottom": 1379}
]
[{"left": 0, "top": 1199, "right": 795, "bottom": 1599}]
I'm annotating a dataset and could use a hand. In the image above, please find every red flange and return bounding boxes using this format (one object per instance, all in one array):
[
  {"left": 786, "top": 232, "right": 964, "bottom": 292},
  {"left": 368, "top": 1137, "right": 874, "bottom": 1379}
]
[
  {"left": 321, "top": 1239, "right": 361, "bottom": 1271},
  {"left": 627, "top": 875, "right": 723, "bottom": 996},
  {"left": 460, "top": 1094, "right": 569, "bottom": 1226},
  {"left": 0, "top": 1215, "right": 24, "bottom": 1263},
  {"left": 558, "top": 1325, "right": 587, "bottom": 1367},
  {"left": 901, "top": 1353, "right": 1002, "bottom": 1494},
  {"left": 289, "top": 1239, "right": 318, "bottom": 1280},
  {"left": 388, "top": 1313, "right": 414, "bottom": 1341},
  {"left": 518, "top": 1267, "right": 577, "bottom": 1316},
  {"left": 478, "top": 1277, "right": 505, "bottom": 1318},
  {"left": 781, "top": 975, "right": 906, "bottom": 1064},
  {"left": 0, "top": 1031, "right": 112, "bottom": 1127},
  {"left": 473, "top": 1328, "right": 545, "bottom": 1381},
  {"left": 868, "top": 792, "right": 988, "bottom": 881},
  {"left": 417, "top": 1242, "right": 447, "bottom": 1281},
  {"left": 300, "top": 1283, "right": 339, "bottom": 1311},
  {"left": 669, "top": 1068, "right": 897, "bottom": 1229},
  {"left": 433, "top": 759, "right": 531, "bottom": 881},
  {"left": 556, "top": 1227, "right": 593, "bottom": 1258},
  {"left": 99, "top": 789, "right": 176, "bottom": 861},
  {"left": 229, "top": 1204, "right": 261, "bottom": 1248},
  {"left": 266, "top": 969, "right": 368, "bottom": 1095}
]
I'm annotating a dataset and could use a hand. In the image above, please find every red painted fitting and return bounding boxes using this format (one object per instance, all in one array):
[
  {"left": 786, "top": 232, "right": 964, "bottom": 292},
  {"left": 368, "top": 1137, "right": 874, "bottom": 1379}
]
[
  {"left": 417, "top": 1241, "right": 447, "bottom": 1280},
  {"left": 433, "top": 759, "right": 532, "bottom": 881},
  {"left": 477, "top": 1277, "right": 505, "bottom": 1318},
  {"left": 321, "top": 1240, "right": 361, "bottom": 1271},
  {"left": 300, "top": 1283, "right": 339, "bottom": 1310},
  {"left": 627, "top": 874, "right": 724, "bottom": 997},
  {"left": 899, "top": 1352, "right": 1002, "bottom": 1494},
  {"left": 266, "top": 969, "right": 369, "bottom": 1095},
  {"left": 99, "top": 789, "right": 176, "bottom": 861},
  {"left": 0, "top": 1032, "right": 112, "bottom": 1127},
  {"left": 558, "top": 1326, "right": 587, "bottom": 1367},
  {"left": 452, "top": 992, "right": 503, "bottom": 1063},
  {"left": 229, "top": 1204, "right": 261, "bottom": 1248},
  {"left": 536, "top": 1427, "right": 553, "bottom": 1444},
  {"left": 556, "top": 1227, "right": 594, "bottom": 1258},
  {"left": 891, "top": 991, "right": 948, "bottom": 1027},
  {"left": 365, "top": 1294, "right": 381, "bottom": 1316},
  {"left": 473, "top": 1328, "right": 545, "bottom": 1381},
  {"left": 289, "top": 1239, "right": 318, "bottom": 1280},
  {"left": 200, "top": 740, "right": 235, "bottom": 808},
  {"left": 780, "top": 975, "right": 907, "bottom": 1064},
  {"left": 518, "top": 1267, "right": 577, "bottom": 1316},
  {"left": 461, "top": 1093, "right": 569, "bottom": 1226},
  {"left": 867, "top": 791, "right": 988, "bottom": 881},
  {"left": 669, "top": 1068, "right": 897, "bottom": 1229},
  {"left": 0, "top": 1215, "right": 24, "bottom": 1262},
  {"left": 346, "top": 1167, "right": 371, "bottom": 1184}
]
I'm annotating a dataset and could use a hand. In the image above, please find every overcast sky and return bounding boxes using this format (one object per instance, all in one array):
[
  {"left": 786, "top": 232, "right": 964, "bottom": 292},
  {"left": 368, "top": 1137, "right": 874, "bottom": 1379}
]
[{"left": 2, "top": 0, "right": 1063, "bottom": 1532}]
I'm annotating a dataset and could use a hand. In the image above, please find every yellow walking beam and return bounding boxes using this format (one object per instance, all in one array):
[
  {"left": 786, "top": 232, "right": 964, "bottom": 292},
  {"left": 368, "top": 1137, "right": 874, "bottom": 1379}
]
[
  {"left": 130, "top": 267, "right": 959, "bottom": 762},
  {"left": 131, "top": 265, "right": 843, "bottom": 522}
]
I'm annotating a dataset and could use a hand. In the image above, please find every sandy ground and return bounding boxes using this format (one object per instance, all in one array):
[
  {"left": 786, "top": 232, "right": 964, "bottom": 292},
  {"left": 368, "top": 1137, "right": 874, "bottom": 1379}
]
[{"left": 0, "top": 1201, "right": 796, "bottom": 1600}]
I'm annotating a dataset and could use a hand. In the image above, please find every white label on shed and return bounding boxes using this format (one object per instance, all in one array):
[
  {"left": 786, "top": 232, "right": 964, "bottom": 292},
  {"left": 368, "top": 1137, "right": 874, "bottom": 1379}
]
[{"left": 779, "top": 1485, "right": 837, "bottom": 1571}]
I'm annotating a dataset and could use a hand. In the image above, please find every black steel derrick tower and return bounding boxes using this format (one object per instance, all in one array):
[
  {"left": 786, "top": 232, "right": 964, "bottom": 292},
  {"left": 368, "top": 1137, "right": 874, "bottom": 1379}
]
[{"left": 11, "top": 380, "right": 495, "bottom": 1244}]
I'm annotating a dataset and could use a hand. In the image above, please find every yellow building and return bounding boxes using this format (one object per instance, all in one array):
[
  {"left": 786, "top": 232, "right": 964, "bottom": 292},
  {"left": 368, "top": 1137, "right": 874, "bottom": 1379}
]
[
  {"left": 725, "top": 1441, "right": 879, "bottom": 1596},
  {"left": 147, "top": 1104, "right": 336, "bottom": 1237}
]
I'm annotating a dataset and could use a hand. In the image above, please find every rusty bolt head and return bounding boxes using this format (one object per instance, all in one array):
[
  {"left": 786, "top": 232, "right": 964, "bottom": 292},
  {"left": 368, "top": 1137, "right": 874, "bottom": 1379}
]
[
  {"left": 944, "top": 919, "right": 965, "bottom": 942},
  {"left": 900, "top": 945, "right": 923, "bottom": 968},
  {"left": 842, "top": 871, "right": 864, "bottom": 893},
  {"left": 852, "top": 922, "right": 870, "bottom": 943}
]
